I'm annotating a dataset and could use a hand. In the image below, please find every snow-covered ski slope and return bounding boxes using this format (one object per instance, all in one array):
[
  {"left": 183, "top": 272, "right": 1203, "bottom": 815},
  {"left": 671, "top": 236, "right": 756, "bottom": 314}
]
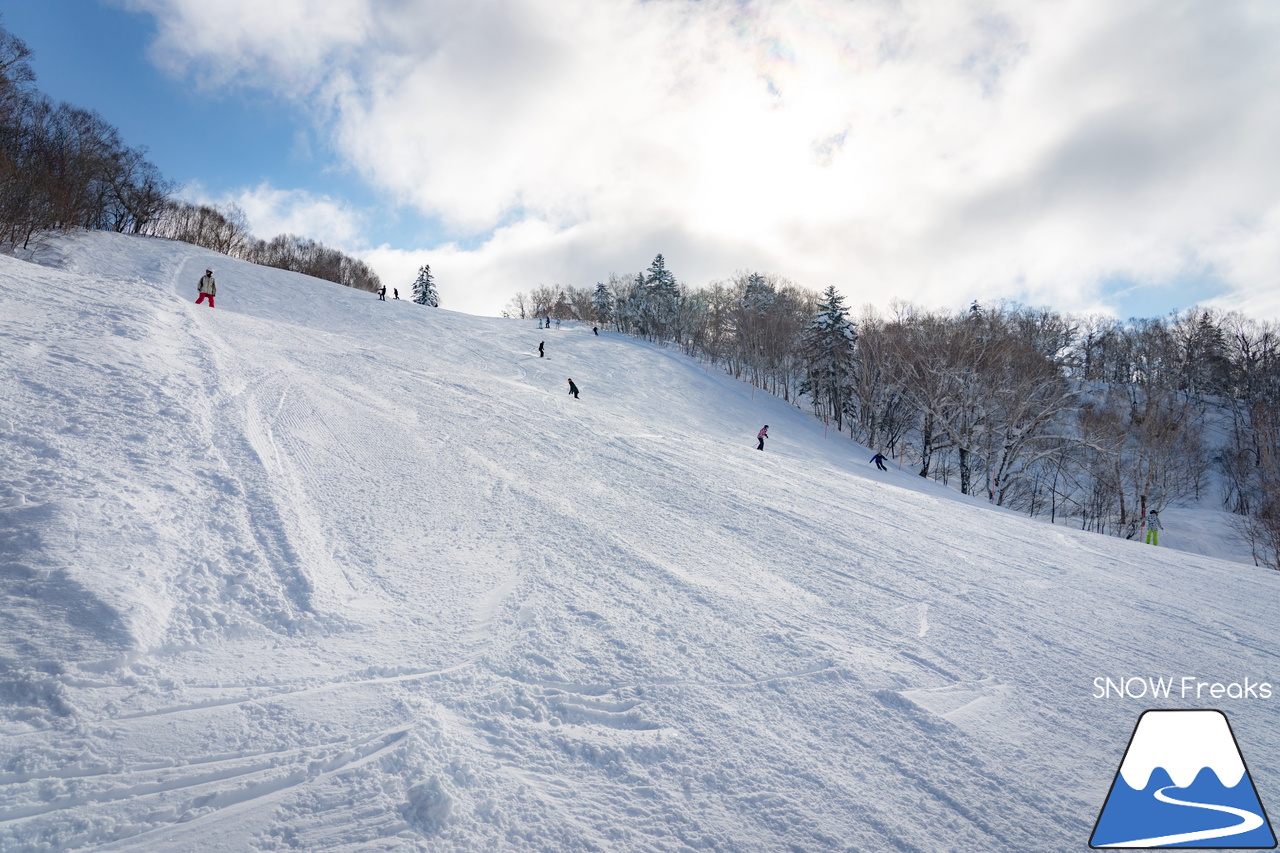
[{"left": 2, "top": 231, "right": 1278, "bottom": 852}]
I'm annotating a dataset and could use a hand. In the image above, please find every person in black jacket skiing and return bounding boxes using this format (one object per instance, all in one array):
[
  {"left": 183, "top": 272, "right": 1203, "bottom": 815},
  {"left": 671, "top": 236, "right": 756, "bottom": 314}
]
[
  {"left": 539, "top": 341, "right": 545, "bottom": 358},
  {"left": 377, "top": 284, "right": 386, "bottom": 301},
  {"left": 568, "top": 378, "right": 580, "bottom": 399}
]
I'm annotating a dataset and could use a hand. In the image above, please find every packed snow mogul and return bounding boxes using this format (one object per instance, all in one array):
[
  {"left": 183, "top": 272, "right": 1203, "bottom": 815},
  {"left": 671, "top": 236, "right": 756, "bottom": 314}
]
[
  {"left": 871, "top": 452, "right": 888, "bottom": 471},
  {"left": 195, "top": 268, "right": 216, "bottom": 307},
  {"left": 1145, "top": 510, "right": 1162, "bottom": 545},
  {"left": 757, "top": 425, "right": 769, "bottom": 451},
  {"left": 567, "top": 378, "right": 580, "bottom": 399}
]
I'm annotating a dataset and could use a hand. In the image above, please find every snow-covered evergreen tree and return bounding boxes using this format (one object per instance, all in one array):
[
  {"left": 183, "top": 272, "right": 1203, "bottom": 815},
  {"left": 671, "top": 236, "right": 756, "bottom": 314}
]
[
  {"left": 592, "top": 282, "right": 613, "bottom": 326},
  {"left": 642, "top": 254, "right": 680, "bottom": 341},
  {"left": 645, "top": 254, "right": 677, "bottom": 297},
  {"left": 800, "top": 285, "right": 858, "bottom": 432},
  {"left": 412, "top": 265, "right": 439, "bottom": 307},
  {"left": 742, "top": 273, "right": 776, "bottom": 315}
]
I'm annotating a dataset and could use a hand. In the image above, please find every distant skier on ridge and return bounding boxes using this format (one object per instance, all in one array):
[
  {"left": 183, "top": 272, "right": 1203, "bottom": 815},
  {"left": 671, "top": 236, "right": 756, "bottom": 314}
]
[
  {"left": 195, "top": 269, "right": 216, "bottom": 308},
  {"left": 757, "top": 425, "right": 768, "bottom": 451}
]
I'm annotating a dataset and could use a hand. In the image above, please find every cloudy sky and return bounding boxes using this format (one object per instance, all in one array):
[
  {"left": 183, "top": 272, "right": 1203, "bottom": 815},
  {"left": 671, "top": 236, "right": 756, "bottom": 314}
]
[{"left": 7, "top": 0, "right": 1280, "bottom": 318}]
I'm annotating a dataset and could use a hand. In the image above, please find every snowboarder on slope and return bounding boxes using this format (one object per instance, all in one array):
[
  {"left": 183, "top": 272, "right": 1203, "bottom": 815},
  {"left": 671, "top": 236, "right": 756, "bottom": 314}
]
[
  {"left": 393, "top": 288, "right": 400, "bottom": 299},
  {"left": 757, "top": 425, "right": 768, "bottom": 451},
  {"left": 196, "top": 269, "right": 216, "bottom": 308},
  {"left": 377, "top": 284, "right": 386, "bottom": 301},
  {"left": 592, "top": 327, "right": 599, "bottom": 336},
  {"left": 539, "top": 341, "right": 545, "bottom": 358},
  {"left": 1145, "top": 510, "right": 1162, "bottom": 546},
  {"left": 871, "top": 452, "right": 888, "bottom": 471},
  {"left": 568, "top": 378, "right": 580, "bottom": 399}
]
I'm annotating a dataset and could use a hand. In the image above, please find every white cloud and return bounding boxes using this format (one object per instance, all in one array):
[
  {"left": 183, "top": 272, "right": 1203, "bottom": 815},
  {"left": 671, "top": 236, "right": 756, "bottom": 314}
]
[
  {"left": 129, "top": 0, "right": 1280, "bottom": 317},
  {"left": 181, "top": 182, "right": 366, "bottom": 250}
]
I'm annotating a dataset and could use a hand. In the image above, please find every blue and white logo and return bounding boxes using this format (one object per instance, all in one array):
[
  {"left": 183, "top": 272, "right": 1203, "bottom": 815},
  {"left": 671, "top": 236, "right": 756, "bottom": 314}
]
[{"left": 1092, "top": 710, "right": 1276, "bottom": 848}]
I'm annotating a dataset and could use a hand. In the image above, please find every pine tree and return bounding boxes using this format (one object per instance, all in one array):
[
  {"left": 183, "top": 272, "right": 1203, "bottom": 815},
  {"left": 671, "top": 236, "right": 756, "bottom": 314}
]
[
  {"left": 412, "top": 265, "right": 439, "bottom": 307},
  {"left": 645, "top": 254, "right": 677, "bottom": 296},
  {"left": 800, "top": 285, "right": 858, "bottom": 432},
  {"left": 592, "top": 282, "right": 613, "bottom": 326},
  {"left": 742, "top": 273, "right": 776, "bottom": 314},
  {"left": 642, "top": 254, "right": 680, "bottom": 342}
]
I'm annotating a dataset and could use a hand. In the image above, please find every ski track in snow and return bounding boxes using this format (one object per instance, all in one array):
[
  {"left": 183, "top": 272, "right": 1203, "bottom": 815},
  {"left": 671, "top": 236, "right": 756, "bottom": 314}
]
[{"left": 2, "top": 232, "right": 1279, "bottom": 851}]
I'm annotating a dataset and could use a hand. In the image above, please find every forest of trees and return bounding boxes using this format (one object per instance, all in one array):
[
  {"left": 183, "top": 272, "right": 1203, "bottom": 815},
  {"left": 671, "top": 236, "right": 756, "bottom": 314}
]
[
  {"left": 508, "top": 256, "right": 1280, "bottom": 569},
  {"left": 0, "top": 22, "right": 380, "bottom": 292}
]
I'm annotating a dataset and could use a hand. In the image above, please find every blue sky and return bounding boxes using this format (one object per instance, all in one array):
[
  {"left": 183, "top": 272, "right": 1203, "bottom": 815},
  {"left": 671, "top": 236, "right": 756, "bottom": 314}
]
[
  {"left": 3, "top": 1, "right": 1278, "bottom": 319},
  {"left": 1, "top": 1, "right": 440, "bottom": 250}
]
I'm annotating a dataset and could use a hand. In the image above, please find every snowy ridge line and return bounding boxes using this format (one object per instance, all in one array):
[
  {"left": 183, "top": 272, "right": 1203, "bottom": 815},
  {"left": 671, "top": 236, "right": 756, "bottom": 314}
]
[{"left": 0, "top": 726, "right": 411, "bottom": 825}]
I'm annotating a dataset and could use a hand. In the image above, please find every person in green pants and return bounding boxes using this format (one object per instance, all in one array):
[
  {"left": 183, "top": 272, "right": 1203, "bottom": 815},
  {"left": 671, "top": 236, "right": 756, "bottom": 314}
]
[{"left": 1145, "top": 510, "right": 1162, "bottom": 545}]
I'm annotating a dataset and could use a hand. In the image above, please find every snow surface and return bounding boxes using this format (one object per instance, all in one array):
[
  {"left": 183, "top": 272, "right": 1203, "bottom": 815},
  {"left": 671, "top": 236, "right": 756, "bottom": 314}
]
[{"left": 2, "top": 231, "right": 1280, "bottom": 851}]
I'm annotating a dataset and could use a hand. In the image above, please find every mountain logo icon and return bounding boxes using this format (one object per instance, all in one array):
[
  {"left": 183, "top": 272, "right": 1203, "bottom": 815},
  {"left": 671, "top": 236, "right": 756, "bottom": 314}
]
[{"left": 1091, "top": 710, "right": 1276, "bottom": 848}]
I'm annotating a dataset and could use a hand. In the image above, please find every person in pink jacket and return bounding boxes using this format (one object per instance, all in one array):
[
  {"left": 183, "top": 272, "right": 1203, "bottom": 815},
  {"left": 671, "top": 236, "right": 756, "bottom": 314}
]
[{"left": 757, "top": 425, "right": 768, "bottom": 451}]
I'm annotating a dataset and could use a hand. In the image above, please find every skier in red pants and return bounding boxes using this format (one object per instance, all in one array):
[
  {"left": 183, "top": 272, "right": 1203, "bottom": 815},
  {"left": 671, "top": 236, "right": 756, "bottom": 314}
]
[{"left": 195, "top": 269, "right": 216, "bottom": 307}]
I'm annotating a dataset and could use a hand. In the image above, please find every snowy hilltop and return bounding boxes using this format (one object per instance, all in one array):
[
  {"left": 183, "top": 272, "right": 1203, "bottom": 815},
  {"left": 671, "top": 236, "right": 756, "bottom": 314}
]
[{"left": 2, "top": 231, "right": 1279, "bottom": 851}]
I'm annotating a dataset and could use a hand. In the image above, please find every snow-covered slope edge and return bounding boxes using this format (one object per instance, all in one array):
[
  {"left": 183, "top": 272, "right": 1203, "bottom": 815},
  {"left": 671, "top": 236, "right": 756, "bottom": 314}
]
[{"left": 2, "top": 231, "right": 1278, "bottom": 852}]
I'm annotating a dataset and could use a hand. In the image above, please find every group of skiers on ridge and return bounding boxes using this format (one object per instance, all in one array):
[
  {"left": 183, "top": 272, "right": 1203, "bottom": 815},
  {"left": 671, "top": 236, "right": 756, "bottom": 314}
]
[{"left": 198, "top": 268, "right": 403, "bottom": 308}]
